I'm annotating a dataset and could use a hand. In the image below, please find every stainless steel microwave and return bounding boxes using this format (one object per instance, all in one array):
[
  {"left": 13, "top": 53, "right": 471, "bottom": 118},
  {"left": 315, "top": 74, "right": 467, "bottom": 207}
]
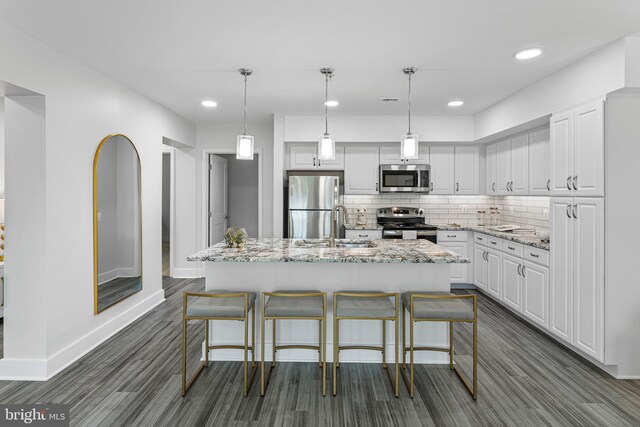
[{"left": 379, "top": 164, "right": 430, "bottom": 193}]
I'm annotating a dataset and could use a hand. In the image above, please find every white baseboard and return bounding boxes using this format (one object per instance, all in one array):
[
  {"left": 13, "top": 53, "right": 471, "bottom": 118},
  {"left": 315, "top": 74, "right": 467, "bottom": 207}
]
[
  {"left": 0, "top": 290, "right": 165, "bottom": 381},
  {"left": 98, "top": 268, "right": 139, "bottom": 285},
  {"left": 172, "top": 268, "right": 202, "bottom": 278}
]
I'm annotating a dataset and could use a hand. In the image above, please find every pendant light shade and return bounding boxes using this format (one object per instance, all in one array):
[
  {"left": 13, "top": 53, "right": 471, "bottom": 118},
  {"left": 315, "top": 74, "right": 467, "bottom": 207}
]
[
  {"left": 401, "top": 67, "right": 419, "bottom": 160},
  {"left": 236, "top": 68, "right": 254, "bottom": 160},
  {"left": 318, "top": 67, "right": 336, "bottom": 160}
]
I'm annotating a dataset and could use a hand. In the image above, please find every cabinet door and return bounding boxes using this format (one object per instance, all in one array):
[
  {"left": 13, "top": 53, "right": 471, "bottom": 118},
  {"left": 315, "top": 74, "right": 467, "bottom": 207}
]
[
  {"left": 440, "top": 242, "right": 468, "bottom": 283},
  {"left": 486, "top": 143, "right": 498, "bottom": 194},
  {"left": 550, "top": 111, "right": 573, "bottom": 196},
  {"left": 496, "top": 140, "right": 511, "bottom": 195},
  {"left": 407, "top": 146, "right": 430, "bottom": 165},
  {"left": 573, "top": 198, "right": 604, "bottom": 361},
  {"left": 454, "top": 146, "right": 480, "bottom": 195},
  {"left": 510, "top": 134, "right": 529, "bottom": 195},
  {"left": 523, "top": 261, "right": 549, "bottom": 328},
  {"left": 317, "top": 145, "right": 345, "bottom": 170},
  {"left": 473, "top": 245, "right": 487, "bottom": 290},
  {"left": 344, "top": 146, "right": 380, "bottom": 195},
  {"left": 486, "top": 248, "right": 502, "bottom": 300},
  {"left": 429, "top": 146, "right": 455, "bottom": 194},
  {"left": 528, "top": 128, "right": 551, "bottom": 195},
  {"left": 502, "top": 253, "right": 523, "bottom": 312},
  {"left": 550, "top": 198, "right": 574, "bottom": 343},
  {"left": 289, "top": 144, "right": 317, "bottom": 169},
  {"left": 573, "top": 101, "right": 604, "bottom": 197}
]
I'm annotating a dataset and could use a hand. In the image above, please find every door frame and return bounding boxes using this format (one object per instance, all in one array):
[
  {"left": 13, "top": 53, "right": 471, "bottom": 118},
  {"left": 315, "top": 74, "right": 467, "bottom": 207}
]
[
  {"left": 201, "top": 148, "right": 263, "bottom": 252},
  {"left": 162, "top": 147, "right": 175, "bottom": 277}
]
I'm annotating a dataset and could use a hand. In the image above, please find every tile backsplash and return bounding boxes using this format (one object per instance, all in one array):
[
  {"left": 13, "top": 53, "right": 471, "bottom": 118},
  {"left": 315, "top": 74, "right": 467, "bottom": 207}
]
[{"left": 343, "top": 194, "right": 550, "bottom": 231}]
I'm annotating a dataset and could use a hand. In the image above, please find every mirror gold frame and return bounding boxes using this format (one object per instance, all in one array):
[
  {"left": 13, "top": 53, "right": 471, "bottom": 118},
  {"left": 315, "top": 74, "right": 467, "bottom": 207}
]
[{"left": 93, "top": 134, "right": 142, "bottom": 314}]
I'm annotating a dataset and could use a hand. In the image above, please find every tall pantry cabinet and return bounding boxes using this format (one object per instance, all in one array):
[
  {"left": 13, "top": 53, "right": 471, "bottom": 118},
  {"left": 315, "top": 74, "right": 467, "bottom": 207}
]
[{"left": 549, "top": 99, "right": 605, "bottom": 362}]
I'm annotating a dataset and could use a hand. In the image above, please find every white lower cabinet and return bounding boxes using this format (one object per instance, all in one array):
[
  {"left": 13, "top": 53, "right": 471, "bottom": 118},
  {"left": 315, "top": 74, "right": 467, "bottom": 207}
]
[
  {"left": 344, "top": 229, "right": 382, "bottom": 240},
  {"left": 473, "top": 244, "right": 487, "bottom": 290},
  {"left": 485, "top": 248, "right": 502, "bottom": 300},
  {"left": 502, "top": 253, "right": 523, "bottom": 312},
  {"left": 522, "top": 261, "right": 549, "bottom": 328},
  {"left": 440, "top": 242, "right": 468, "bottom": 283}
]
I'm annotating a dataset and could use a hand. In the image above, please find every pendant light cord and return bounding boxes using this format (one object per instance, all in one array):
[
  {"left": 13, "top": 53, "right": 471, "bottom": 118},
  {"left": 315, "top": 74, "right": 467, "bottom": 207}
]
[
  {"left": 325, "top": 72, "right": 329, "bottom": 134},
  {"left": 407, "top": 72, "right": 412, "bottom": 134},
  {"left": 243, "top": 73, "right": 248, "bottom": 135}
]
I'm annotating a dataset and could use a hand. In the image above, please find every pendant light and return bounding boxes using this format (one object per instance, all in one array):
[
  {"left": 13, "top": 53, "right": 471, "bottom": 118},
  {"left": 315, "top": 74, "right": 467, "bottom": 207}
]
[
  {"left": 236, "top": 68, "right": 254, "bottom": 160},
  {"left": 318, "top": 67, "right": 336, "bottom": 160},
  {"left": 401, "top": 67, "right": 419, "bottom": 160}
]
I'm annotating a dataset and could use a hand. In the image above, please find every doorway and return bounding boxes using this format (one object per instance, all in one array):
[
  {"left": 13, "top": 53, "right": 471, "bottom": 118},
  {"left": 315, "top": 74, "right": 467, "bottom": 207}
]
[
  {"left": 206, "top": 152, "right": 261, "bottom": 246},
  {"left": 162, "top": 148, "right": 175, "bottom": 277}
]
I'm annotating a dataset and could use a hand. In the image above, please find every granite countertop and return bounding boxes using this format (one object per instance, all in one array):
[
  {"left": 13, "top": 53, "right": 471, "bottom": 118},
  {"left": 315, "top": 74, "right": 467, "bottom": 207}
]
[
  {"left": 437, "top": 225, "right": 550, "bottom": 250},
  {"left": 344, "top": 224, "right": 383, "bottom": 230},
  {"left": 188, "top": 238, "right": 469, "bottom": 264}
]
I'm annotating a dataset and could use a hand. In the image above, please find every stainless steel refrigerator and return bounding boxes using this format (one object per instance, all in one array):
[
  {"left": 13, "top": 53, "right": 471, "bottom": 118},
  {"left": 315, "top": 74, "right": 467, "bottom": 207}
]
[{"left": 287, "top": 172, "right": 344, "bottom": 239}]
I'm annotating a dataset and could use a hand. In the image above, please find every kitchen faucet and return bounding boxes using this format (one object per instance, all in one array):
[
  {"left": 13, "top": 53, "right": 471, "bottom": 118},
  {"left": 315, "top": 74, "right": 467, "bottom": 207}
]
[{"left": 330, "top": 204, "right": 348, "bottom": 247}]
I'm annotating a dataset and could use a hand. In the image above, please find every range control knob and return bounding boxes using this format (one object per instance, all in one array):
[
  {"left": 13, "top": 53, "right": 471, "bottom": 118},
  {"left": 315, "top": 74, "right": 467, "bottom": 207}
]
[
  {"left": 418, "top": 209, "right": 424, "bottom": 215},
  {"left": 414, "top": 209, "right": 419, "bottom": 214}
]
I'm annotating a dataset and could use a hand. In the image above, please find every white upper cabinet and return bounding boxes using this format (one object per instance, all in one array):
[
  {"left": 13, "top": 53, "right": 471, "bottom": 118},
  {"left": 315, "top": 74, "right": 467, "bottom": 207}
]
[
  {"left": 573, "top": 102, "right": 605, "bottom": 196},
  {"left": 344, "top": 146, "right": 380, "bottom": 195},
  {"left": 510, "top": 134, "right": 529, "bottom": 195},
  {"left": 550, "top": 100, "right": 604, "bottom": 197},
  {"left": 454, "top": 146, "right": 480, "bottom": 195},
  {"left": 429, "top": 146, "right": 455, "bottom": 194},
  {"left": 379, "top": 145, "right": 429, "bottom": 164},
  {"left": 495, "top": 135, "right": 528, "bottom": 195},
  {"left": 486, "top": 143, "right": 498, "bottom": 195},
  {"left": 528, "top": 128, "right": 551, "bottom": 195},
  {"left": 288, "top": 144, "right": 345, "bottom": 170}
]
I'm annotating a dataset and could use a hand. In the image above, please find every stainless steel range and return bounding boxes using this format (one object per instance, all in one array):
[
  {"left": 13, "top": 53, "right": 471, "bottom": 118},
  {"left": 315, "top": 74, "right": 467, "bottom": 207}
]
[{"left": 376, "top": 207, "right": 438, "bottom": 243}]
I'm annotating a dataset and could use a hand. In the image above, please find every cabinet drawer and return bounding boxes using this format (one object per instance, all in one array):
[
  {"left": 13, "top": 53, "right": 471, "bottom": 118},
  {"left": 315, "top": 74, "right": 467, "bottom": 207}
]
[
  {"left": 486, "top": 236, "right": 503, "bottom": 251},
  {"left": 345, "top": 230, "right": 382, "bottom": 240},
  {"left": 503, "top": 241, "right": 524, "bottom": 257},
  {"left": 438, "top": 231, "right": 468, "bottom": 242},
  {"left": 524, "top": 246, "right": 549, "bottom": 266},
  {"left": 473, "top": 233, "right": 489, "bottom": 246}
]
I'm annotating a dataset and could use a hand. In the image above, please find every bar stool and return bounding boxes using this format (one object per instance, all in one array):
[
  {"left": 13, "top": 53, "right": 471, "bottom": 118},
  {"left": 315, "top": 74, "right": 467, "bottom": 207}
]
[
  {"left": 401, "top": 292, "right": 478, "bottom": 399},
  {"left": 182, "top": 290, "right": 257, "bottom": 397},
  {"left": 261, "top": 291, "right": 327, "bottom": 396},
  {"left": 333, "top": 291, "right": 400, "bottom": 397}
]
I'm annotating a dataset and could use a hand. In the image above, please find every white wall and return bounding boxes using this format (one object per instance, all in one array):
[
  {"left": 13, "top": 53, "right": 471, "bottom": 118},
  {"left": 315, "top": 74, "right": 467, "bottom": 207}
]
[
  {"left": 0, "top": 96, "right": 4, "bottom": 198},
  {"left": 474, "top": 39, "right": 627, "bottom": 140},
  {"left": 195, "top": 123, "right": 274, "bottom": 266},
  {"left": 0, "top": 20, "right": 196, "bottom": 379}
]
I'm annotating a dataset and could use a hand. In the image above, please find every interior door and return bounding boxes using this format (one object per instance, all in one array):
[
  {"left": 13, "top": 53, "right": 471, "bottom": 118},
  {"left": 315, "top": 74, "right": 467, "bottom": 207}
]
[{"left": 208, "top": 154, "right": 228, "bottom": 246}]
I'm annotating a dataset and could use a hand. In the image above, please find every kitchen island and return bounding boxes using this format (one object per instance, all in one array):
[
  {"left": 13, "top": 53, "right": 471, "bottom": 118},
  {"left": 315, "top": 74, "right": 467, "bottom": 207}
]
[{"left": 188, "top": 238, "right": 469, "bottom": 364}]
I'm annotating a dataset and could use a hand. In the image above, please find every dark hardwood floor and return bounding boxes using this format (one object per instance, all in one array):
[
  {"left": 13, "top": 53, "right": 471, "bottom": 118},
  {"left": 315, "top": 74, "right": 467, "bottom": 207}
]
[{"left": 0, "top": 277, "right": 638, "bottom": 426}]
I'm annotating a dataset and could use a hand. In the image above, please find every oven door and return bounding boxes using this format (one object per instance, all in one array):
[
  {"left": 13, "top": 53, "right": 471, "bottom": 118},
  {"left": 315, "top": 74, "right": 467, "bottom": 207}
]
[
  {"left": 382, "top": 229, "right": 437, "bottom": 243},
  {"left": 379, "top": 165, "right": 429, "bottom": 193}
]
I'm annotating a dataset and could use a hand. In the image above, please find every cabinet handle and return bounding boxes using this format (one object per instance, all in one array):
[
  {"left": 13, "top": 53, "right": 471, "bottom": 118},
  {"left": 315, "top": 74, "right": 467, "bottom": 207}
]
[
  {"left": 522, "top": 265, "right": 526, "bottom": 277},
  {"left": 376, "top": 182, "right": 379, "bottom": 192},
  {"left": 313, "top": 157, "right": 316, "bottom": 167},
  {"left": 572, "top": 204, "right": 577, "bottom": 219},
  {"left": 492, "top": 182, "right": 496, "bottom": 192},
  {"left": 359, "top": 234, "right": 368, "bottom": 238},
  {"left": 566, "top": 176, "right": 571, "bottom": 190},
  {"left": 483, "top": 251, "right": 488, "bottom": 261},
  {"left": 572, "top": 175, "right": 578, "bottom": 190},
  {"left": 318, "top": 159, "right": 321, "bottom": 167},
  {"left": 447, "top": 235, "right": 457, "bottom": 238},
  {"left": 510, "top": 181, "right": 514, "bottom": 191},
  {"left": 491, "top": 241, "right": 497, "bottom": 245},
  {"left": 456, "top": 182, "right": 459, "bottom": 192},
  {"left": 430, "top": 182, "right": 434, "bottom": 191},
  {"left": 530, "top": 252, "right": 539, "bottom": 258},
  {"left": 566, "top": 204, "right": 572, "bottom": 218},
  {"left": 477, "top": 237, "right": 483, "bottom": 241},
  {"left": 518, "top": 264, "right": 522, "bottom": 276},
  {"left": 546, "top": 179, "right": 551, "bottom": 191},
  {"left": 508, "top": 245, "right": 515, "bottom": 250},
  {"left": 506, "top": 182, "right": 510, "bottom": 191}
]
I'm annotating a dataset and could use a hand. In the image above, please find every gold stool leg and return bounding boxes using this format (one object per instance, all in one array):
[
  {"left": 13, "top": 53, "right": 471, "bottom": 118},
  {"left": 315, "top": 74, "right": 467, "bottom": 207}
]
[
  {"left": 473, "top": 305, "right": 478, "bottom": 400},
  {"left": 252, "top": 304, "right": 256, "bottom": 368},
  {"left": 382, "top": 320, "right": 386, "bottom": 369},
  {"left": 261, "top": 296, "right": 266, "bottom": 396},
  {"left": 402, "top": 303, "right": 406, "bottom": 369},
  {"left": 449, "top": 321, "right": 454, "bottom": 370},
  {"left": 322, "top": 316, "right": 327, "bottom": 396},
  {"left": 318, "top": 320, "right": 322, "bottom": 368},
  {"left": 394, "top": 302, "right": 399, "bottom": 398},
  {"left": 244, "top": 309, "right": 249, "bottom": 396},
  {"left": 333, "top": 318, "right": 338, "bottom": 396},
  {"left": 205, "top": 320, "right": 209, "bottom": 367},
  {"left": 410, "top": 311, "right": 415, "bottom": 398},
  {"left": 272, "top": 319, "right": 277, "bottom": 367},
  {"left": 181, "top": 316, "right": 187, "bottom": 396}
]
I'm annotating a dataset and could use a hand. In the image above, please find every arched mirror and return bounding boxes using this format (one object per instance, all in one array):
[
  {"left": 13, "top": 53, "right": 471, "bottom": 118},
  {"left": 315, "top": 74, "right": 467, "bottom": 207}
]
[{"left": 93, "top": 134, "right": 142, "bottom": 314}]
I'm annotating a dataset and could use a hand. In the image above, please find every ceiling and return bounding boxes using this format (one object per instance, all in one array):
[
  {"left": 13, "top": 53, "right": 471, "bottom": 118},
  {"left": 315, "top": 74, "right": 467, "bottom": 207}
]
[{"left": 1, "top": 0, "right": 640, "bottom": 124}]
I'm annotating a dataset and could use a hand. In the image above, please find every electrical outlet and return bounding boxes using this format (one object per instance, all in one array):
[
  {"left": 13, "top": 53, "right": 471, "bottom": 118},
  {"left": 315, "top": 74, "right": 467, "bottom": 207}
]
[{"left": 543, "top": 209, "right": 549, "bottom": 220}]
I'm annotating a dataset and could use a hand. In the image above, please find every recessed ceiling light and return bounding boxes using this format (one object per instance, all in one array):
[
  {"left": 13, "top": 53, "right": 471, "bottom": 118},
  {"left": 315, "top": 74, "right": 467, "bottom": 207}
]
[
  {"left": 448, "top": 100, "right": 464, "bottom": 107},
  {"left": 201, "top": 100, "right": 218, "bottom": 107},
  {"left": 515, "top": 48, "right": 542, "bottom": 60},
  {"left": 324, "top": 100, "right": 339, "bottom": 107}
]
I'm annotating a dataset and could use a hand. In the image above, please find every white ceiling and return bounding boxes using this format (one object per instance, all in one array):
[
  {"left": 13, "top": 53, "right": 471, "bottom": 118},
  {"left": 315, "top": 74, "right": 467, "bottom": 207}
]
[{"left": 1, "top": 0, "right": 640, "bottom": 124}]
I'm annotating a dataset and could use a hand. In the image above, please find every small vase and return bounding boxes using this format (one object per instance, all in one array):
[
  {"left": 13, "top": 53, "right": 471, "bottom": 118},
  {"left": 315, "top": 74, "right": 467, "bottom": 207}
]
[{"left": 225, "top": 227, "right": 248, "bottom": 249}]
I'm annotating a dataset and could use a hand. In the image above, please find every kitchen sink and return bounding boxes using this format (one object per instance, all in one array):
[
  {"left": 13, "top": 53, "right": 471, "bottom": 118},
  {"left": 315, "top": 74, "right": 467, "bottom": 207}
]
[{"left": 294, "top": 239, "right": 377, "bottom": 249}]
